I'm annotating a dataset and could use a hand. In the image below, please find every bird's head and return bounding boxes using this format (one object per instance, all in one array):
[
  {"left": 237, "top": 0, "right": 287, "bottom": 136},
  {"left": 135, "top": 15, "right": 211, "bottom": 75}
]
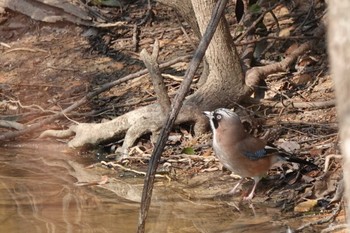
[{"left": 203, "top": 108, "right": 241, "bottom": 131}]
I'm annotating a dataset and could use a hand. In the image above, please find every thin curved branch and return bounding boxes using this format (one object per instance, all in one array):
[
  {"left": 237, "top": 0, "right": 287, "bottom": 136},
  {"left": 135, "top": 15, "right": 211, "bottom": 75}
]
[{"left": 138, "top": 0, "right": 230, "bottom": 231}]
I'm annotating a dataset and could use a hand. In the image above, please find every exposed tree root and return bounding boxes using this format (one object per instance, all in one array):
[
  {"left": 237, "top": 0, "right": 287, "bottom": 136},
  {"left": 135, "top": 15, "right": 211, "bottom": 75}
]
[
  {"left": 36, "top": 28, "right": 326, "bottom": 154},
  {"left": 0, "top": 55, "right": 191, "bottom": 142},
  {"left": 40, "top": 31, "right": 323, "bottom": 152},
  {"left": 40, "top": 103, "right": 206, "bottom": 153}
]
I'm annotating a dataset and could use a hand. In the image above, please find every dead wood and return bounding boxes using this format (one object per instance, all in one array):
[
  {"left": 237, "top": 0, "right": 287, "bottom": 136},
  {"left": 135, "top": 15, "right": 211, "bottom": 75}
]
[
  {"left": 0, "top": 120, "right": 25, "bottom": 130},
  {"left": 247, "top": 98, "right": 335, "bottom": 109},
  {"left": 140, "top": 39, "right": 171, "bottom": 114}
]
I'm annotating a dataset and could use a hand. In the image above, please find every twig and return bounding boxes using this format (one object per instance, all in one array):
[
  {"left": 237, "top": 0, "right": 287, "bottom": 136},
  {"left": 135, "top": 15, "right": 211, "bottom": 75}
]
[
  {"left": 137, "top": 0, "right": 229, "bottom": 232},
  {"left": 0, "top": 42, "right": 11, "bottom": 48},
  {"left": 3, "top": 47, "right": 48, "bottom": 54},
  {"left": 94, "top": 21, "right": 127, "bottom": 28},
  {"left": 321, "top": 224, "right": 348, "bottom": 233},
  {"left": 137, "top": 0, "right": 154, "bottom": 26},
  {"left": 180, "top": 26, "right": 196, "bottom": 50},
  {"left": 74, "top": 175, "right": 109, "bottom": 186},
  {"left": 235, "top": 36, "right": 320, "bottom": 46},
  {"left": 8, "top": 99, "right": 79, "bottom": 125},
  {"left": 247, "top": 98, "right": 335, "bottom": 109},
  {"left": 299, "top": 133, "right": 338, "bottom": 144},
  {"left": 133, "top": 24, "right": 140, "bottom": 52},
  {"left": 323, "top": 154, "right": 342, "bottom": 172},
  {"left": 162, "top": 74, "right": 185, "bottom": 82},
  {"left": 294, "top": 2, "right": 315, "bottom": 34},
  {"left": 7, "top": 100, "right": 57, "bottom": 114},
  {"left": 100, "top": 161, "right": 170, "bottom": 180},
  {"left": 0, "top": 55, "right": 192, "bottom": 141},
  {"left": 268, "top": 9, "right": 280, "bottom": 36},
  {"left": 235, "top": 3, "right": 280, "bottom": 43}
]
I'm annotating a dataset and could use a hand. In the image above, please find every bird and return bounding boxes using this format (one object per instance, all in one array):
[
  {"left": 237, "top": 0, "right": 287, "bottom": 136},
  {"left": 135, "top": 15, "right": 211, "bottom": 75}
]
[{"left": 203, "top": 108, "right": 316, "bottom": 200}]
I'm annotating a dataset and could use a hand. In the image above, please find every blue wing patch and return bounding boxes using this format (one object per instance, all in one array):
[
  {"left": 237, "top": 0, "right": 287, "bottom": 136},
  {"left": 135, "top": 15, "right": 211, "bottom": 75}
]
[{"left": 243, "top": 149, "right": 267, "bottom": 160}]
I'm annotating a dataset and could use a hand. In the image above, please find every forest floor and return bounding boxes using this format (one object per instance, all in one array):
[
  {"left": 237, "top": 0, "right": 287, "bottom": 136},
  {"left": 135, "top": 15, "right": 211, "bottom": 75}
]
[{"left": 0, "top": 1, "right": 346, "bottom": 232}]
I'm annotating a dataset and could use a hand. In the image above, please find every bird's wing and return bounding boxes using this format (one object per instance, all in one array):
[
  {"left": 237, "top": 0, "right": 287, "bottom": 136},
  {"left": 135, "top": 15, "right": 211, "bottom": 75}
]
[
  {"left": 240, "top": 136, "right": 271, "bottom": 160},
  {"left": 243, "top": 149, "right": 268, "bottom": 160}
]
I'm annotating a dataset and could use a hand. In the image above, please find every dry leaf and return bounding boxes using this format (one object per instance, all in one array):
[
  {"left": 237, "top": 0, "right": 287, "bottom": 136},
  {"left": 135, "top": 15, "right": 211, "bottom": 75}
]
[{"left": 294, "top": 199, "right": 318, "bottom": 212}]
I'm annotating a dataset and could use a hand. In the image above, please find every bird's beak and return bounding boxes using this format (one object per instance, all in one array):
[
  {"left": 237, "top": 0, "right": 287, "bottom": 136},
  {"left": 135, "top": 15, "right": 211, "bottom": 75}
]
[{"left": 203, "top": 111, "right": 212, "bottom": 118}]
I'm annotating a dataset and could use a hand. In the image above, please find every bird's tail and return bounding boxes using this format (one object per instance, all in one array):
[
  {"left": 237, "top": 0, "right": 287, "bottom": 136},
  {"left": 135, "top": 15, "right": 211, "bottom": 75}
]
[
  {"left": 283, "top": 155, "right": 318, "bottom": 168},
  {"left": 265, "top": 144, "right": 318, "bottom": 168}
]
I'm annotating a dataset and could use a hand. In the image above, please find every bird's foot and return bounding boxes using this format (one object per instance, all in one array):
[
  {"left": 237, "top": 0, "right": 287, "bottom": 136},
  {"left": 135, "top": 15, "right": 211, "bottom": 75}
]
[
  {"left": 228, "top": 179, "right": 243, "bottom": 195},
  {"left": 228, "top": 187, "right": 240, "bottom": 195},
  {"left": 243, "top": 191, "right": 255, "bottom": 201}
]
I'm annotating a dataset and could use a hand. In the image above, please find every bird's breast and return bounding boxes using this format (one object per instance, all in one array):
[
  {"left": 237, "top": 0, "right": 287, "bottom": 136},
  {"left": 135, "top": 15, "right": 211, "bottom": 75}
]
[{"left": 212, "top": 138, "right": 245, "bottom": 175}]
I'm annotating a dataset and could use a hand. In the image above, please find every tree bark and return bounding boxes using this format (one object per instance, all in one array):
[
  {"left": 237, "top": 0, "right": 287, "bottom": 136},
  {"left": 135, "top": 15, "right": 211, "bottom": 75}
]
[
  {"left": 158, "top": 0, "right": 248, "bottom": 110},
  {"left": 185, "top": 0, "right": 248, "bottom": 109},
  {"left": 328, "top": 0, "right": 350, "bottom": 228}
]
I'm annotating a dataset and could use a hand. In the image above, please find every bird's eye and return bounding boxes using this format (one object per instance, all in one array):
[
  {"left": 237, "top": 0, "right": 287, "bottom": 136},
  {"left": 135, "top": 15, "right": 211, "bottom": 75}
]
[{"left": 215, "top": 114, "right": 222, "bottom": 120}]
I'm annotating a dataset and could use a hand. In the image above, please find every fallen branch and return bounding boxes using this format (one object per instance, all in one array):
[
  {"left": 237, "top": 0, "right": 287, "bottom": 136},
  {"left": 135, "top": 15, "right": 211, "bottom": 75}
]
[
  {"left": 247, "top": 98, "right": 336, "bottom": 109},
  {"left": 140, "top": 39, "right": 171, "bottom": 114},
  {"left": 235, "top": 35, "right": 320, "bottom": 46},
  {"left": 0, "top": 120, "right": 26, "bottom": 130},
  {"left": 101, "top": 161, "right": 171, "bottom": 181},
  {"left": 3, "top": 47, "right": 48, "bottom": 54}
]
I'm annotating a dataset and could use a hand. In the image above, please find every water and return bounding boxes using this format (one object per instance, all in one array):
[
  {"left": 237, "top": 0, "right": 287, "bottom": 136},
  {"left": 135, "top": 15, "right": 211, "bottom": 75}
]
[{"left": 0, "top": 142, "right": 296, "bottom": 233}]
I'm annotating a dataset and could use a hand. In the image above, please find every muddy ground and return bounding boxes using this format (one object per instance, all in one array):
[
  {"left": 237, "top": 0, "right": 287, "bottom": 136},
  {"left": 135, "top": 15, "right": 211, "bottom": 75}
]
[{"left": 0, "top": 1, "right": 346, "bottom": 232}]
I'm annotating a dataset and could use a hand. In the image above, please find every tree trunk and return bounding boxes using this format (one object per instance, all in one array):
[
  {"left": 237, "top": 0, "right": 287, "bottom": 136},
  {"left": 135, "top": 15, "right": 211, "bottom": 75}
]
[
  {"left": 158, "top": 0, "right": 249, "bottom": 111},
  {"left": 157, "top": 0, "right": 201, "bottom": 37},
  {"left": 186, "top": 0, "right": 247, "bottom": 110},
  {"left": 43, "top": 0, "right": 252, "bottom": 149},
  {"left": 328, "top": 0, "right": 350, "bottom": 228}
]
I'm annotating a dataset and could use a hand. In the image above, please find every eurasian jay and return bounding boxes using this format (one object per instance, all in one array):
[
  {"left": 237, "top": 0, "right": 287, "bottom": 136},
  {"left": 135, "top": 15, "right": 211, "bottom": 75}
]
[{"left": 203, "top": 108, "right": 316, "bottom": 200}]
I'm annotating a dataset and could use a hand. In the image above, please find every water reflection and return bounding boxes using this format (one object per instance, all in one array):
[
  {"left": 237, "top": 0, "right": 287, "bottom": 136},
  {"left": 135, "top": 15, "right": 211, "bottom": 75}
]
[{"left": 0, "top": 142, "right": 291, "bottom": 233}]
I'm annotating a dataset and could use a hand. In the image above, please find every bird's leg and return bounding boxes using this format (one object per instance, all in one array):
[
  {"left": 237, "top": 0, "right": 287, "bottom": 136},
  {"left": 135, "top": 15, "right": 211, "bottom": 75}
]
[
  {"left": 244, "top": 177, "right": 261, "bottom": 201},
  {"left": 229, "top": 179, "right": 244, "bottom": 195}
]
